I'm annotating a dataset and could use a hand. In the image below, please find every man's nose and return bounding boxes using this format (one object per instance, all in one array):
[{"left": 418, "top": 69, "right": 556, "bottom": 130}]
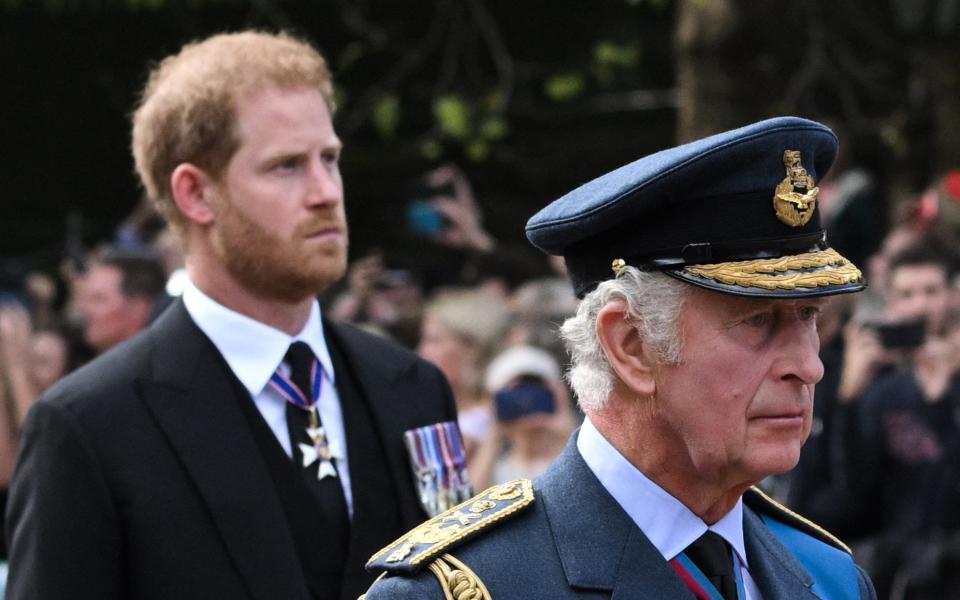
[
  {"left": 774, "top": 325, "right": 824, "bottom": 385},
  {"left": 305, "top": 158, "right": 342, "bottom": 206}
]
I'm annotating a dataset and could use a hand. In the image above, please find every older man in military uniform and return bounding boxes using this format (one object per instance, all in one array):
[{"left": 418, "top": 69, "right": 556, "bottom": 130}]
[{"left": 362, "top": 117, "right": 877, "bottom": 600}]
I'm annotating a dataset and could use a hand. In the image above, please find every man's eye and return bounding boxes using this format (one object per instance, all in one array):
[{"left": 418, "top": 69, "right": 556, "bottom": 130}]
[
  {"left": 744, "top": 313, "right": 773, "bottom": 327},
  {"left": 274, "top": 157, "right": 302, "bottom": 170},
  {"left": 798, "top": 306, "right": 821, "bottom": 321}
]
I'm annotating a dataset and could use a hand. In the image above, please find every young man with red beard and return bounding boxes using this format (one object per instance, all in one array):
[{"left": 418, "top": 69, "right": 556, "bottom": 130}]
[{"left": 5, "top": 32, "right": 459, "bottom": 600}]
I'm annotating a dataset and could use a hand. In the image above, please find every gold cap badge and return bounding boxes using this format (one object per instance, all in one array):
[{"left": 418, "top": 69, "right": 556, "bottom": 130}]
[
  {"left": 611, "top": 258, "right": 627, "bottom": 276},
  {"left": 773, "top": 150, "right": 818, "bottom": 227}
]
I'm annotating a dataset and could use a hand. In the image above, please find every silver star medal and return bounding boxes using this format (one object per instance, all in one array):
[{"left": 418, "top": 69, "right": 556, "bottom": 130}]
[{"left": 299, "top": 424, "right": 337, "bottom": 479}]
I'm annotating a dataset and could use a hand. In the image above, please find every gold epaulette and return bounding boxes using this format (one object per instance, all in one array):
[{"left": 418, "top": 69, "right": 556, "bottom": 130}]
[
  {"left": 361, "top": 555, "right": 491, "bottom": 600},
  {"left": 745, "top": 486, "right": 852, "bottom": 554},
  {"left": 427, "top": 553, "right": 492, "bottom": 600},
  {"left": 366, "top": 479, "right": 535, "bottom": 574}
]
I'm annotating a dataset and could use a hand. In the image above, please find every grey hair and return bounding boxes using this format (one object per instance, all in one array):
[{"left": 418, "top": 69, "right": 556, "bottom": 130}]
[{"left": 559, "top": 267, "right": 687, "bottom": 412}]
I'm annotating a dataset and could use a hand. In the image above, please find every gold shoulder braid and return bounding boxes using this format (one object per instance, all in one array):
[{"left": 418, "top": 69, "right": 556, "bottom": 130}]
[
  {"left": 746, "top": 486, "right": 852, "bottom": 553},
  {"left": 428, "top": 554, "right": 492, "bottom": 600},
  {"left": 367, "top": 479, "right": 535, "bottom": 574}
]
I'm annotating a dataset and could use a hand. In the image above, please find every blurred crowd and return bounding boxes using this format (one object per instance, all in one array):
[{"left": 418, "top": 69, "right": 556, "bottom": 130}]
[
  {"left": 3, "top": 157, "right": 960, "bottom": 598},
  {"left": 771, "top": 167, "right": 960, "bottom": 598}
]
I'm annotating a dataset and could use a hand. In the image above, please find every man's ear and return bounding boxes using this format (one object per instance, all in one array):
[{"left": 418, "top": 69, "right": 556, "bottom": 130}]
[
  {"left": 596, "top": 300, "right": 657, "bottom": 397},
  {"left": 170, "top": 163, "right": 217, "bottom": 226}
]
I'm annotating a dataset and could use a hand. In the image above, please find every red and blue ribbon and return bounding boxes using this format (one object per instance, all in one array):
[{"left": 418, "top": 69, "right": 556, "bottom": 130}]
[
  {"left": 268, "top": 359, "right": 322, "bottom": 411},
  {"left": 403, "top": 421, "right": 472, "bottom": 516},
  {"left": 669, "top": 547, "right": 746, "bottom": 600}
]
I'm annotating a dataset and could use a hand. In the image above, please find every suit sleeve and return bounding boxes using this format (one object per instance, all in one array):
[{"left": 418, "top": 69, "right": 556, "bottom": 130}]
[
  {"left": 5, "top": 400, "right": 124, "bottom": 600},
  {"left": 433, "top": 363, "right": 458, "bottom": 424}
]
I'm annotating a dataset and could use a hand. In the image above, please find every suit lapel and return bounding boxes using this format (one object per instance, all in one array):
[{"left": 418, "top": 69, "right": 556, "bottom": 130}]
[
  {"left": 323, "top": 321, "right": 432, "bottom": 527},
  {"left": 539, "top": 437, "right": 695, "bottom": 600},
  {"left": 743, "top": 505, "right": 819, "bottom": 599},
  {"left": 139, "top": 302, "right": 309, "bottom": 600}
]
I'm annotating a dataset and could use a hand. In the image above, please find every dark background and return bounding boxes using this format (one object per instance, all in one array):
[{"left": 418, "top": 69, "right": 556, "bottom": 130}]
[{"left": 1, "top": 0, "right": 957, "bottom": 280}]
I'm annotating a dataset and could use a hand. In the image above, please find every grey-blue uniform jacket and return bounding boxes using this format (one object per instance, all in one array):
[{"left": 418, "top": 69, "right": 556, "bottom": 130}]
[{"left": 364, "top": 435, "right": 876, "bottom": 600}]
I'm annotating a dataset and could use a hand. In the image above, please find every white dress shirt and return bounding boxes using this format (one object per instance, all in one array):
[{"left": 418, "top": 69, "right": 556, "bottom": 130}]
[
  {"left": 577, "top": 417, "right": 762, "bottom": 599},
  {"left": 182, "top": 279, "right": 354, "bottom": 517}
]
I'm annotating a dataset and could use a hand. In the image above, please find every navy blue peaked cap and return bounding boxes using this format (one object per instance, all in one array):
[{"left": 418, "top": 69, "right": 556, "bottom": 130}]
[{"left": 526, "top": 116, "right": 865, "bottom": 298}]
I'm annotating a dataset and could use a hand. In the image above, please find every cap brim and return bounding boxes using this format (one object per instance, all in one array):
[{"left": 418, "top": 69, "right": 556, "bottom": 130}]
[{"left": 664, "top": 248, "right": 865, "bottom": 298}]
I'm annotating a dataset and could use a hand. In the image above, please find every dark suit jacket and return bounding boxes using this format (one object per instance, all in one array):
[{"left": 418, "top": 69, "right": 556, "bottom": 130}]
[
  {"left": 365, "top": 436, "right": 876, "bottom": 599},
  {"left": 5, "top": 300, "right": 456, "bottom": 600}
]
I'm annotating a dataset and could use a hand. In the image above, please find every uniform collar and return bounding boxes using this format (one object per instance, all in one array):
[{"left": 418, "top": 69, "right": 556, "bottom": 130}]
[
  {"left": 577, "top": 417, "right": 749, "bottom": 567},
  {"left": 182, "top": 278, "right": 336, "bottom": 397}
]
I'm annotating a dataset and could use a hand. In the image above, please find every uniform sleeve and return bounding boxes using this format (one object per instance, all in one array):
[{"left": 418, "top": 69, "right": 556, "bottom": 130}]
[
  {"left": 362, "top": 571, "right": 446, "bottom": 599},
  {"left": 857, "top": 564, "right": 878, "bottom": 599},
  {"left": 5, "top": 400, "right": 124, "bottom": 600}
]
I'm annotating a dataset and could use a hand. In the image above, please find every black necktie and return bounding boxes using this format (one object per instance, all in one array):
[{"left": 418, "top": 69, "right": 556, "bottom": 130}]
[
  {"left": 285, "top": 341, "right": 317, "bottom": 410},
  {"left": 685, "top": 531, "right": 738, "bottom": 600},
  {"left": 283, "top": 342, "right": 350, "bottom": 548}
]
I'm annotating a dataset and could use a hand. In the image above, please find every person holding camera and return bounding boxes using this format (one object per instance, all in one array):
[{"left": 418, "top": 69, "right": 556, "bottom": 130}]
[
  {"left": 830, "top": 239, "right": 960, "bottom": 598},
  {"left": 466, "top": 344, "right": 576, "bottom": 489}
]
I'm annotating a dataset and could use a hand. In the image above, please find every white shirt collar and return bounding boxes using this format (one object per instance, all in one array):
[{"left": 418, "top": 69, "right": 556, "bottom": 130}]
[
  {"left": 181, "top": 278, "right": 336, "bottom": 397},
  {"left": 577, "top": 416, "right": 749, "bottom": 567}
]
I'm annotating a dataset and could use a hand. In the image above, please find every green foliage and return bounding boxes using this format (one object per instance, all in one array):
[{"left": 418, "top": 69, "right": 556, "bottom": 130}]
[
  {"left": 426, "top": 94, "right": 507, "bottom": 162},
  {"left": 336, "top": 42, "right": 367, "bottom": 72},
  {"left": 466, "top": 140, "right": 489, "bottom": 162},
  {"left": 478, "top": 116, "right": 508, "bottom": 141},
  {"left": 433, "top": 95, "right": 471, "bottom": 140},
  {"left": 1, "top": 0, "right": 671, "bottom": 168},
  {"left": 543, "top": 41, "right": 643, "bottom": 103},
  {"left": 880, "top": 123, "right": 909, "bottom": 158},
  {"left": 372, "top": 94, "right": 401, "bottom": 141},
  {"left": 419, "top": 139, "right": 443, "bottom": 162},
  {"left": 593, "top": 40, "right": 641, "bottom": 84},
  {"left": 594, "top": 41, "right": 640, "bottom": 68},
  {"left": 544, "top": 73, "right": 586, "bottom": 102}
]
